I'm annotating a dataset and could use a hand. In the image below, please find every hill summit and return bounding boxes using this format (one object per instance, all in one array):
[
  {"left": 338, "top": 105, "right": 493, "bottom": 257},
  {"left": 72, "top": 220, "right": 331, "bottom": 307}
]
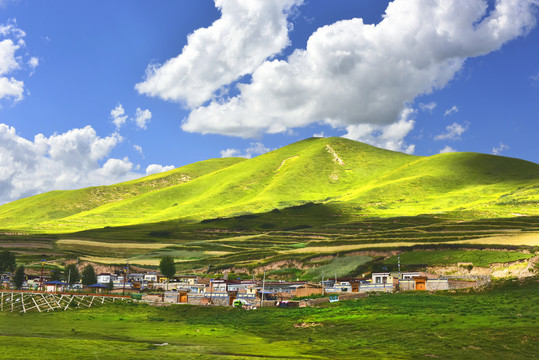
[{"left": 0, "top": 137, "right": 538, "bottom": 233}]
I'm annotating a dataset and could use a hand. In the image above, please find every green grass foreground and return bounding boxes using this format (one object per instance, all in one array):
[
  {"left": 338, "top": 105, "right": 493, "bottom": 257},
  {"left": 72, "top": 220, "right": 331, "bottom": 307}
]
[{"left": 1, "top": 279, "right": 537, "bottom": 359}]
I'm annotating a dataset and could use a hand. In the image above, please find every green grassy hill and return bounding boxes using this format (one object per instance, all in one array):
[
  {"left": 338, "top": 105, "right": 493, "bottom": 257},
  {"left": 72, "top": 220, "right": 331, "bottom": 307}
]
[
  {"left": 0, "top": 157, "right": 245, "bottom": 230},
  {"left": 0, "top": 137, "right": 538, "bottom": 233}
]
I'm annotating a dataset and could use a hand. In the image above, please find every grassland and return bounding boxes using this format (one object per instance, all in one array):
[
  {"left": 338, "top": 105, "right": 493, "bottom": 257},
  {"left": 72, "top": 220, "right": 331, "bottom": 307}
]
[
  {"left": 0, "top": 278, "right": 537, "bottom": 359},
  {"left": 1, "top": 210, "right": 537, "bottom": 278},
  {"left": 384, "top": 250, "right": 534, "bottom": 268},
  {"left": 0, "top": 137, "right": 537, "bottom": 277},
  {"left": 0, "top": 137, "right": 537, "bottom": 233}
]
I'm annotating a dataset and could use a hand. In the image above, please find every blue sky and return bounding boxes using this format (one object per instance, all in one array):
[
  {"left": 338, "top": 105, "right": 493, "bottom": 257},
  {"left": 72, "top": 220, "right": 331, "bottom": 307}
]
[{"left": 0, "top": 0, "right": 538, "bottom": 204}]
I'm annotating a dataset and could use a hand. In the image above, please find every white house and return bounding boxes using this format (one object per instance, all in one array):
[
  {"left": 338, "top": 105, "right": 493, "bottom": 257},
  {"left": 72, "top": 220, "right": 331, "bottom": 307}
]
[
  {"left": 372, "top": 272, "right": 393, "bottom": 284},
  {"left": 97, "top": 273, "right": 119, "bottom": 284},
  {"left": 143, "top": 272, "right": 158, "bottom": 282}
]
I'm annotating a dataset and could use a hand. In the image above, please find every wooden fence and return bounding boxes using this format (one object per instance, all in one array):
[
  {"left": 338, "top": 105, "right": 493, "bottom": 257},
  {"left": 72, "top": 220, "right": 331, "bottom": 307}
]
[{"left": 0, "top": 290, "right": 131, "bottom": 313}]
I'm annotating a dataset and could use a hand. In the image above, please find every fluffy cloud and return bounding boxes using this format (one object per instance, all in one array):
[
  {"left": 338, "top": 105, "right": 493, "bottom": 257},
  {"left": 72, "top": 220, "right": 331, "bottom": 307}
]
[
  {"left": 134, "top": 108, "right": 152, "bottom": 129},
  {"left": 0, "top": 124, "right": 140, "bottom": 204},
  {"left": 419, "top": 102, "right": 437, "bottom": 112},
  {"left": 136, "top": 0, "right": 302, "bottom": 108},
  {"left": 175, "top": 0, "right": 538, "bottom": 139},
  {"left": 145, "top": 164, "right": 175, "bottom": 175},
  {"left": 110, "top": 104, "right": 127, "bottom": 129},
  {"left": 439, "top": 145, "right": 457, "bottom": 154},
  {"left": 0, "top": 20, "right": 28, "bottom": 102},
  {"left": 220, "top": 142, "right": 271, "bottom": 158},
  {"left": 343, "top": 108, "right": 416, "bottom": 154},
  {"left": 28, "top": 56, "right": 38, "bottom": 75},
  {"left": 444, "top": 105, "right": 459, "bottom": 117},
  {"left": 492, "top": 142, "right": 509, "bottom": 155},
  {"left": 434, "top": 122, "right": 469, "bottom": 140},
  {"left": 133, "top": 144, "right": 144, "bottom": 156}
]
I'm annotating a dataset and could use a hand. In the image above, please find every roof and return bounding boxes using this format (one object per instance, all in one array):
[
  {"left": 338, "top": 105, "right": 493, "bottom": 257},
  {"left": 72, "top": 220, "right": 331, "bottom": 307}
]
[
  {"left": 45, "top": 280, "right": 67, "bottom": 285},
  {"left": 87, "top": 284, "right": 108, "bottom": 288}
]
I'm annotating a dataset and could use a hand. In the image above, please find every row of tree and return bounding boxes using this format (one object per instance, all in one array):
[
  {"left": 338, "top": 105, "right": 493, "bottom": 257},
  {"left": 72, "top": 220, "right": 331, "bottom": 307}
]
[
  {"left": 50, "top": 264, "right": 99, "bottom": 286},
  {"left": 1, "top": 250, "right": 101, "bottom": 289},
  {"left": 1, "top": 250, "right": 177, "bottom": 290}
]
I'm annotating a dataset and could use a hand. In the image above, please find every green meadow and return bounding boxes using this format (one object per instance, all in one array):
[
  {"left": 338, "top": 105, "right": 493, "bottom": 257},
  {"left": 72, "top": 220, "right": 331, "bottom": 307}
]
[
  {"left": 0, "top": 279, "right": 537, "bottom": 359},
  {"left": 1, "top": 137, "right": 537, "bottom": 234}
]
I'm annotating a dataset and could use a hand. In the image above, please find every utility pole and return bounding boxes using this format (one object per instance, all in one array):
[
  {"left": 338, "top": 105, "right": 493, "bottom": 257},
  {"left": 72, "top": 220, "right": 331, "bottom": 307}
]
[
  {"left": 398, "top": 254, "right": 401, "bottom": 278},
  {"left": 40, "top": 259, "right": 44, "bottom": 291},
  {"left": 261, "top": 271, "right": 266, "bottom": 308},
  {"left": 321, "top": 270, "right": 324, "bottom": 296}
]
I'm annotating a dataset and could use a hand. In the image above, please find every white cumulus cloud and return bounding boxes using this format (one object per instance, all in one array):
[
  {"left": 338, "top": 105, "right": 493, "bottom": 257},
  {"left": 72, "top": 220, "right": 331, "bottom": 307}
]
[
  {"left": 492, "top": 142, "right": 509, "bottom": 155},
  {"left": 110, "top": 104, "right": 127, "bottom": 130},
  {"left": 0, "top": 124, "right": 139, "bottom": 204},
  {"left": 28, "top": 56, "right": 38, "bottom": 75},
  {"left": 136, "top": 0, "right": 303, "bottom": 108},
  {"left": 434, "top": 122, "right": 469, "bottom": 141},
  {"left": 133, "top": 144, "right": 144, "bottom": 156},
  {"left": 419, "top": 102, "right": 437, "bottom": 112},
  {"left": 344, "top": 108, "right": 416, "bottom": 154},
  {"left": 220, "top": 142, "right": 271, "bottom": 158},
  {"left": 439, "top": 145, "right": 457, "bottom": 154},
  {"left": 0, "top": 20, "right": 30, "bottom": 102},
  {"left": 444, "top": 105, "right": 459, "bottom": 117},
  {"left": 145, "top": 164, "right": 175, "bottom": 175},
  {"left": 174, "top": 0, "right": 538, "bottom": 139},
  {"left": 134, "top": 108, "right": 152, "bottom": 129}
]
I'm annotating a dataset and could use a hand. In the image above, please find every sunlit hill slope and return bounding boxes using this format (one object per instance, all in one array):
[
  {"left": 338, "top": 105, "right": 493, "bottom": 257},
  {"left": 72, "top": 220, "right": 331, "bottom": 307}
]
[{"left": 0, "top": 137, "right": 538, "bottom": 233}]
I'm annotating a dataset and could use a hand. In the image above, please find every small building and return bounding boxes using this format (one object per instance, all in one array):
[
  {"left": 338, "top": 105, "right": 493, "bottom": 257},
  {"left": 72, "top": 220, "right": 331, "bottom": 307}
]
[
  {"left": 143, "top": 272, "right": 158, "bottom": 282},
  {"left": 44, "top": 280, "right": 67, "bottom": 293},
  {"left": 401, "top": 272, "right": 421, "bottom": 279},
  {"left": 128, "top": 273, "right": 144, "bottom": 282},
  {"left": 372, "top": 272, "right": 393, "bottom": 284},
  {"left": 399, "top": 277, "right": 449, "bottom": 291},
  {"left": 208, "top": 279, "right": 228, "bottom": 293},
  {"left": 97, "top": 273, "right": 118, "bottom": 285}
]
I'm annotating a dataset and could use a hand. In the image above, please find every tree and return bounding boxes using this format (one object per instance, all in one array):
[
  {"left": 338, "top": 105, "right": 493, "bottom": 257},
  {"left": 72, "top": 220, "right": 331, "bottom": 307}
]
[
  {"left": 13, "top": 265, "right": 25, "bottom": 290},
  {"left": 159, "top": 256, "right": 176, "bottom": 290},
  {"left": 0, "top": 250, "right": 16, "bottom": 273},
  {"left": 159, "top": 256, "right": 176, "bottom": 279},
  {"left": 65, "top": 264, "right": 80, "bottom": 286},
  {"left": 50, "top": 269, "right": 62, "bottom": 281},
  {"left": 81, "top": 264, "right": 97, "bottom": 286}
]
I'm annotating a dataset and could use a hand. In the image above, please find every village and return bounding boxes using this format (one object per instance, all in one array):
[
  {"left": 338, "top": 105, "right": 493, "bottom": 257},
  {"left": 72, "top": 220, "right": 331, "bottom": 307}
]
[{"left": 1, "top": 266, "right": 483, "bottom": 309}]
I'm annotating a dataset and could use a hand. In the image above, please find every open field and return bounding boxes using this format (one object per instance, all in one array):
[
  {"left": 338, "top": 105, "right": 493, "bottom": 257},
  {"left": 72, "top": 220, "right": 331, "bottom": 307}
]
[
  {"left": 384, "top": 250, "right": 534, "bottom": 268},
  {"left": 0, "top": 279, "right": 537, "bottom": 359},
  {"left": 1, "top": 213, "right": 537, "bottom": 279}
]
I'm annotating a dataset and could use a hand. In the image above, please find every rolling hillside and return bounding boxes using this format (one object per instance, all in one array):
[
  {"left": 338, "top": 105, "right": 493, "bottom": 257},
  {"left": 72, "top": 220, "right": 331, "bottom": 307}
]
[{"left": 0, "top": 137, "right": 538, "bottom": 233}]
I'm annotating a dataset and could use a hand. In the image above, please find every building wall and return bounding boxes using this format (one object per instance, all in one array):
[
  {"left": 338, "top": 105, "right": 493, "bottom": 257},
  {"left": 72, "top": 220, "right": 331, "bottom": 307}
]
[
  {"left": 187, "top": 293, "right": 230, "bottom": 306},
  {"left": 164, "top": 292, "right": 179, "bottom": 303},
  {"left": 399, "top": 279, "right": 415, "bottom": 291},
  {"left": 448, "top": 280, "right": 478, "bottom": 289},
  {"left": 426, "top": 279, "right": 449, "bottom": 291},
  {"left": 292, "top": 287, "right": 323, "bottom": 298},
  {"left": 359, "top": 283, "right": 394, "bottom": 292}
]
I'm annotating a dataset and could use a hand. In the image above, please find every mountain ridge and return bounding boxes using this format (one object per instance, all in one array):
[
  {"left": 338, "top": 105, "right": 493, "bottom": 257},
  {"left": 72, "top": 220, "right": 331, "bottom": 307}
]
[{"left": 0, "top": 137, "right": 538, "bottom": 233}]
